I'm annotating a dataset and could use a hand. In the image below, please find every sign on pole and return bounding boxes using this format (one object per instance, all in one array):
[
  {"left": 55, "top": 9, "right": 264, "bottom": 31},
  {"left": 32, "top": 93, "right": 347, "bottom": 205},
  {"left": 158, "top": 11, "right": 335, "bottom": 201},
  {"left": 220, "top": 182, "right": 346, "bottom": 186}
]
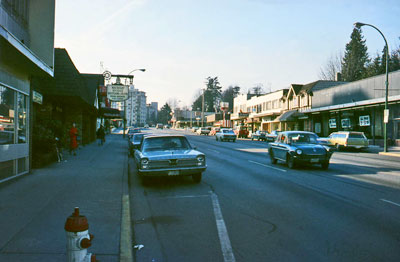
[
  {"left": 384, "top": 109, "right": 389, "bottom": 123},
  {"left": 107, "top": 84, "right": 129, "bottom": 101}
]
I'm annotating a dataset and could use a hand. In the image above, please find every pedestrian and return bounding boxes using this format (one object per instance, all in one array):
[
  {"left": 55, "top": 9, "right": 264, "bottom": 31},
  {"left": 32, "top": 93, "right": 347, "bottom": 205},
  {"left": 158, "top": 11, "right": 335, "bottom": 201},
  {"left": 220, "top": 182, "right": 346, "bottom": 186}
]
[
  {"left": 96, "top": 125, "right": 106, "bottom": 146},
  {"left": 69, "top": 122, "right": 79, "bottom": 155}
]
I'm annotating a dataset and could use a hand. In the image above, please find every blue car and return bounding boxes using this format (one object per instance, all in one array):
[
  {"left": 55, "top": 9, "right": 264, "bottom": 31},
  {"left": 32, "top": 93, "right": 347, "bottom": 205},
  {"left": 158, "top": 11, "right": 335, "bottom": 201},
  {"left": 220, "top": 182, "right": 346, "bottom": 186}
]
[{"left": 268, "top": 131, "right": 333, "bottom": 169}]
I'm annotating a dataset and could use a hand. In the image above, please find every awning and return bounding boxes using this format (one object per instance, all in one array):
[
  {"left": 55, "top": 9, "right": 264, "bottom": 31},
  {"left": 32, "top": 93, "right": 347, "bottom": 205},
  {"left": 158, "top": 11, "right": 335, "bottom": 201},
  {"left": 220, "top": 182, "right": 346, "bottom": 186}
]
[
  {"left": 99, "top": 107, "right": 121, "bottom": 118},
  {"left": 275, "top": 110, "right": 305, "bottom": 122}
]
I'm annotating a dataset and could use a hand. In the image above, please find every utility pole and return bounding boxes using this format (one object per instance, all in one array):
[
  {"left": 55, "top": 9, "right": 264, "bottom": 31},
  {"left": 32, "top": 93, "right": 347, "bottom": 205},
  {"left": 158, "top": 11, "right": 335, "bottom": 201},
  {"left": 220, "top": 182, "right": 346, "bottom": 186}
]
[{"left": 201, "top": 89, "right": 205, "bottom": 127}]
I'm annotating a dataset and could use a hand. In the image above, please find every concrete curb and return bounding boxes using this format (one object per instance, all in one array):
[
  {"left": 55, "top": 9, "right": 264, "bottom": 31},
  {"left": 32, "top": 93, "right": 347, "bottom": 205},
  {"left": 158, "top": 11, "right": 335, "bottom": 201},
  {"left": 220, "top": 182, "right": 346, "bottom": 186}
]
[
  {"left": 120, "top": 148, "right": 133, "bottom": 261},
  {"left": 378, "top": 152, "right": 400, "bottom": 157}
]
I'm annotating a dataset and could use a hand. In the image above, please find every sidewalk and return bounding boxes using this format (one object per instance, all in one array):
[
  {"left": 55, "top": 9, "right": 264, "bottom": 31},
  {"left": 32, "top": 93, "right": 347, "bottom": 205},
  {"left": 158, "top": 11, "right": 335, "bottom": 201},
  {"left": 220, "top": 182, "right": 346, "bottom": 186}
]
[
  {"left": 0, "top": 134, "right": 130, "bottom": 262},
  {"left": 378, "top": 146, "right": 400, "bottom": 157}
]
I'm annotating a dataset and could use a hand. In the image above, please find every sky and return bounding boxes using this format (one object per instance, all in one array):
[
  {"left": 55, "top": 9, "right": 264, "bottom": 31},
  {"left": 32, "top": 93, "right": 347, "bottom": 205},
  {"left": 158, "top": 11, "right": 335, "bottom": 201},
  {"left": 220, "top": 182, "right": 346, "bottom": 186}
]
[{"left": 55, "top": 0, "right": 400, "bottom": 109}]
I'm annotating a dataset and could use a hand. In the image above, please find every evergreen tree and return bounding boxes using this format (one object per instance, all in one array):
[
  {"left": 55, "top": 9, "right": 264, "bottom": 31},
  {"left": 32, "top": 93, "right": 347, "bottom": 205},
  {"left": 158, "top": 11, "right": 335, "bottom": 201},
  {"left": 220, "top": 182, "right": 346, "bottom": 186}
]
[
  {"left": 341, "top": 27, "right": 370, "bottom": 81},
  {"left": 191, "top": 76, "right": 223, "bottom": 112},
  {"left": 157, "top": 103, "right": 172, "bottom": 124},
  {"left": 221, "top": 85, "right": 241, "bottom": 112}
]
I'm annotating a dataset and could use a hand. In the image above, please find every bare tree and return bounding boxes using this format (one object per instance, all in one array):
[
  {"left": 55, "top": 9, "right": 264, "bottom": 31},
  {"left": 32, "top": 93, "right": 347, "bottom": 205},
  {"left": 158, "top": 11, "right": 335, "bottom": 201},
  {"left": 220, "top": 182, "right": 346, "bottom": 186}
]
[
  {"left": 252, "top": 83, "right": 265, "bottom": 96},
  {"left": 319, "top": 51, "right": 344, "bottom": 80}
]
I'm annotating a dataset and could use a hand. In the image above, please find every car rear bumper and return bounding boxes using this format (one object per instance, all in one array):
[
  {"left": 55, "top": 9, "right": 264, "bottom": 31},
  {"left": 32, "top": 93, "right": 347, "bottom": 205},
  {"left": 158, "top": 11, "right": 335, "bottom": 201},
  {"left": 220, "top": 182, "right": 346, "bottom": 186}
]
[{"left": 139, "top": 166, "right": 207, "bottom": 177}]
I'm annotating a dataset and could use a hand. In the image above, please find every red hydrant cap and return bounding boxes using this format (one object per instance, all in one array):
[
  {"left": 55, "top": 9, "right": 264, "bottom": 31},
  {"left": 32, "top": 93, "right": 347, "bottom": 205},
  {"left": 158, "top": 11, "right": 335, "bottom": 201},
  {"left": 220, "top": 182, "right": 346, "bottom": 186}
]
[{"left": 64, "top": 207, "right": 89, "bottom": 232}]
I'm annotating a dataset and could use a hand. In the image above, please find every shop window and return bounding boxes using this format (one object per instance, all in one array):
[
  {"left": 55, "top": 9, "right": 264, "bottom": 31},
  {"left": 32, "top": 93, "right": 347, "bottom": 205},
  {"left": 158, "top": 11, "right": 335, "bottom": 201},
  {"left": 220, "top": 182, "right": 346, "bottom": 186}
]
[
  {"left": 18, "top": 93, "right": 27, "bottom": 143},
  {"left": 0, "top": 86, "right": 15, "bottom": 145}
]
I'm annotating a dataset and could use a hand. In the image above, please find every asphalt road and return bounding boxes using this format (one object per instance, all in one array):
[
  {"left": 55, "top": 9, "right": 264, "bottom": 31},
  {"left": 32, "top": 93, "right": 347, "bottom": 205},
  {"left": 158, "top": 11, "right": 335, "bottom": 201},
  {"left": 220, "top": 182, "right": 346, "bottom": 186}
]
[{"left": 128, "top": 128, "right": 400, "bottom": 262}]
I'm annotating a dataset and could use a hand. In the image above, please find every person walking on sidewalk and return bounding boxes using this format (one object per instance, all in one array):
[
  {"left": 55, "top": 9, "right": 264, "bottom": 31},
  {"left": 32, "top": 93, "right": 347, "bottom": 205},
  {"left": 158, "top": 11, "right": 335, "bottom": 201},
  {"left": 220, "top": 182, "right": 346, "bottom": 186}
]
[
  {"left": 69, "top": 122, "right": 79, "bottom": 155},
  {"left": 96, "top": 125, "right": 106, "bottom": 146}
]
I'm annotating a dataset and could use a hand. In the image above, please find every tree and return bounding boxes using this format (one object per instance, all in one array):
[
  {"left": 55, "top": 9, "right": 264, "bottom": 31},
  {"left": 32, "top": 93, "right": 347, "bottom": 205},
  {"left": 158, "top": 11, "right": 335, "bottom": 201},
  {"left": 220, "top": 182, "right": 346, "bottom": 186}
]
[
  {"left": 157, "top": 103, "right": 172, "bottom": 124},
  {"left": 221, "top": 85, "right": 241, "bottom": 112},
  {"left": 341, "top": 27, "right": 370, "bottom": 81},
  {"left": 319, "top": 51, "right": 343, "bottom": 80},
  {"left": 251, "top": 84, "right": 264, "bottom": 96},
  {"left": 191, "top": 76, "right": 223, "bottom": 112}
]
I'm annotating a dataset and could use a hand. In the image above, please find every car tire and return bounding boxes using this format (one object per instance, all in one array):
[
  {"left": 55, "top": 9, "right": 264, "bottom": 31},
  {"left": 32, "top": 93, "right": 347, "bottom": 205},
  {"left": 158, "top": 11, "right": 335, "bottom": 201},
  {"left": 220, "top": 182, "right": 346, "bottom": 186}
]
[
  {"left": 287, "top": 154, "right": 296, "bottom": 169},
  {"left": 321, "top": 161, "right": 329, "bottom": 170},
  {"left": 233, "top": 139, "right": 236, "bottom": 142},
  {"left": 335, "top": 144, "right": 341, "bottom": 151},
  {"left": 270, "top": 152, "right": 277, "bottom": 164},
  {"left": 251, "top": 138, "right": 254, "bottom": 141},
  {"left": 216, "top": 137, "right": 218, "bottom": 141},
  {"left": 192, "top": 173, "right": 202, "bottom": 183}
]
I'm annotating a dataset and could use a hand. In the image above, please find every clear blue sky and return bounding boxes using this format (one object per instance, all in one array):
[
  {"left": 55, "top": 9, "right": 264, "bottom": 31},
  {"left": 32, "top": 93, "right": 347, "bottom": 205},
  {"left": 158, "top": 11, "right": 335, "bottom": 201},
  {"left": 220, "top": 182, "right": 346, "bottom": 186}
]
[{"left": 55, "top": 0, "right": 400, "bottom": 108}]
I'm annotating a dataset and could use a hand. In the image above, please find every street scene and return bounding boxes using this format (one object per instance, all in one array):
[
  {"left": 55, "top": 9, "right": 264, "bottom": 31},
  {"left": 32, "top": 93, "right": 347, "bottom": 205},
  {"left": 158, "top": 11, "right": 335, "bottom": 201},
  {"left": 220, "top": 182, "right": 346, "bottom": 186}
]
[{"left": 1, "top": 0, "right": 400, "bottom": 261}]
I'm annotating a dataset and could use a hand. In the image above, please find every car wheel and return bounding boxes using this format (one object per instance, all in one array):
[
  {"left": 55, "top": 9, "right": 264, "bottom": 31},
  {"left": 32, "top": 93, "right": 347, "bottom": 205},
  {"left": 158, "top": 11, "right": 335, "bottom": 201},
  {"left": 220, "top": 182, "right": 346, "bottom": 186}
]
[
  {"left": 321, "top": 161, "right": 329, "bottom": 170},
  {"left": 216, "top": 136, "right": 218, "bottom": 141},
  {"left": 287, "top": 154, "right": 296, "bottom": 169},
  {"left": 335, "top": 144, "right": 341, "bottom": 151},
  {"left": 233, "top": 139, "right": 236, "bottom": 142},
  {"left": 269, "top": 152, "right": 277, "bottom": 164},
  {"left": 251, "top": 137, "right": 254, "bottom": 141},
  {"left": 192, "top": 173, "right": 202, "bottom": 183}
]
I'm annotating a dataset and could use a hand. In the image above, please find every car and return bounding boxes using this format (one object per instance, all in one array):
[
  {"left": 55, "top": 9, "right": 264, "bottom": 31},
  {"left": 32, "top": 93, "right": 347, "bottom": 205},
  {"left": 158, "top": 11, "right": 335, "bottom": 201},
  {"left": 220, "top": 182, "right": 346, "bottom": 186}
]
[
  {"left": 216, "top": 128, "right": 237, "bottom": 142},
  {"left": 234, "top": 126, "right": 249, "bottom": 138},
  {"left": 266, "top": 130, "right": 281, "bottom": 142},
  {"left": 134, "top": 135, "right": 207, "bottom": 183},
  {"left": 268, "top": 131, "right": 333, "bottom": 169},
  {"left": 191, "top": 127, "right": 199, "bottom": 132},
  {"left": 156, "top": 123, "right": 163, "bottom": 129},
  {"left": 326, "top": 131, "right": 369, "bottom": 151},
  {"left": 129, "top": 133, "right": 145, "bottom": 155},
  {"left": 127, "top": 128, "right": 141, "bottom": 140},
  {"left": 251, "top": 130, "right": 267, "bottom": 141},
  {"left": 209, "top": 127, "right": 220, "bottom": 136},
  {"left": 196, "top": 127, "right": 211, "bottom": 135},
  {"left": 144, "top": 124, "right": 149, "bottom": 128}
]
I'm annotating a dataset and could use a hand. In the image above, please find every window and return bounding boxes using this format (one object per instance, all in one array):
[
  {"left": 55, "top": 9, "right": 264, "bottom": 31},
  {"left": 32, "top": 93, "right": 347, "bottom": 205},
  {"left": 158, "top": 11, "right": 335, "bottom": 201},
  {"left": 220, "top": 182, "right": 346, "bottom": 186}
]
[
  {"left": 341, "top": 118, "right": 351, "bottom": 128},
  {"left": 0, "top": 86, "right": 15, "bottom": 145},
  {"left": 17, "top": 93, "right": 27, "bottom": 144},
  {"left": 359, "top": 115, "right": 370, "bottom": 126},
  {"left": 329, "top": 119, "right": 337, "bottom": 128}
]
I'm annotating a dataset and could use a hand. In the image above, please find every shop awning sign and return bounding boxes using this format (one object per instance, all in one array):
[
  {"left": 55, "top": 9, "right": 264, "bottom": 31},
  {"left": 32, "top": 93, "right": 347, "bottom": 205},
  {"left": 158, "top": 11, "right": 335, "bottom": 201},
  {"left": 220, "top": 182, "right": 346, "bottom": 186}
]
[
  {"left": 33, "top": 91, "right": 43, "bottom": 104},
  {"left": 107, "top": 84, "right": 129, "bottom": 101}
]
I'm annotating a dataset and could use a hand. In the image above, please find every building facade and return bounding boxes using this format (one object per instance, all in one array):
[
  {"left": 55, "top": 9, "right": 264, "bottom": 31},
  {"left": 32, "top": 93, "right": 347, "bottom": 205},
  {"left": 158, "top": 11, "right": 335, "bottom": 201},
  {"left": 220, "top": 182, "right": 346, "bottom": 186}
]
[
  {"left": 126, "top": 87, "right": 147, "bottom": 127},
  {"left": 0, "top": 0, "right": 55, "bottom": 181},
  {"left": 146, "top": 102, "right": 158, "bottom": 126}
]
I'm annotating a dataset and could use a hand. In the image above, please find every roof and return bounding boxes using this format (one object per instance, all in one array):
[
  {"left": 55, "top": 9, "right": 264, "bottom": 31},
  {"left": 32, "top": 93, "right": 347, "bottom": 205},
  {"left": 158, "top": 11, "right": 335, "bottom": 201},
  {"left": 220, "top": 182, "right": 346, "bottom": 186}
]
[
  {"left": 275, "top": 110, "right": 305, "bottom": 122},
  {"left": 82, "top": 73, "right": 104, "bottom": 106},
  {"left": 299, "top": 80, "right": 348, "bottom": 95}
]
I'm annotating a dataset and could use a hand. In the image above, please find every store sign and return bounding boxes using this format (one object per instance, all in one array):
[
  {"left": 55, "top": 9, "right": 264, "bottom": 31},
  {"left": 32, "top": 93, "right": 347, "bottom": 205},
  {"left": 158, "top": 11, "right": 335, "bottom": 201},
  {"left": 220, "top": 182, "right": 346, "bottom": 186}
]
[
  {"left": 238, "top": 112, "right": 249, "bottom": 118},
  {"left": 359, "top": 115, "right": 370, "bottom": 126},
  {"left": 32, "top": 91, "right": 43, "bottom": 104},
  {"left": 384, "top": 109, "right": 389, "bottom": 123},
  {"left": 329, "top": 118, "right": 336, "bottom": 128},
  {"left": 107, "top": 84, "right": 128, "bottom": 101},
  {"left": 341, "top": 118, "right": 351, "bottom": 128}
]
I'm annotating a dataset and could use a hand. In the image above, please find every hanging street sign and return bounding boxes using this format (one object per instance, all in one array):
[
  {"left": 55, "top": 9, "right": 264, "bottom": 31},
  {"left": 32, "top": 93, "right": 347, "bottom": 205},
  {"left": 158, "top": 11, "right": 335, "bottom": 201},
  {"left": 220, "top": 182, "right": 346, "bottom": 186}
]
[{"left": 107, "top": 84, "right": 129, "bottom": 101}]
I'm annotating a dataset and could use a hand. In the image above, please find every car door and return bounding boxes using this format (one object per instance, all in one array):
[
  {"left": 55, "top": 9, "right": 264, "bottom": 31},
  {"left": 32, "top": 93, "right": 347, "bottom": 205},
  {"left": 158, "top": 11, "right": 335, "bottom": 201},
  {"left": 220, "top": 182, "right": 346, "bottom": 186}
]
[{"left": 270, "top": 134, "right": 285, "bottom": 160}]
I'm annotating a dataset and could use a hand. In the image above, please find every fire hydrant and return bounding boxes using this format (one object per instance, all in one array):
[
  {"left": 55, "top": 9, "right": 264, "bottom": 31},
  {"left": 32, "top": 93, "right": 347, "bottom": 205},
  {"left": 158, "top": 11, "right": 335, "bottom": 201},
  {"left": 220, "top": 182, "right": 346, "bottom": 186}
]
[{"left": 64, "top": 207, "right": 97, "bottom": 262}]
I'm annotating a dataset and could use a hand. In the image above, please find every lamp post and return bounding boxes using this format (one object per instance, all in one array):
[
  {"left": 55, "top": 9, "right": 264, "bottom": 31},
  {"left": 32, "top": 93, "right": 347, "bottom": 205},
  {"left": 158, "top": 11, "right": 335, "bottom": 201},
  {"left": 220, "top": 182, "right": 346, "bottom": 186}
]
[{"left": 354, "top": 22, "right": 389, "bottom": 152}]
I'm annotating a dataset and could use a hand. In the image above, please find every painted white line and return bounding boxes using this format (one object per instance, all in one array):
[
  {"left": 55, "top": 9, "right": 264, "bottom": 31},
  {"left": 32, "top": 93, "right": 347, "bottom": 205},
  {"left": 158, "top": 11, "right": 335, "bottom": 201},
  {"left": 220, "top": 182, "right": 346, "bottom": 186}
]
[
  {"left": 120, "top": 194, "right": 133, "bottom": 262},
  {"left": 249, "top": 160, "right": 287, "bottom": 172},
  {"left": 207, "top": 149, "right": 220, "bottom": 154},
  {"left": 211, "top": 192, "right": 236, "bottom": 262},
  {"left": 160, "top": 194, "right": 210, "bottom": 199},
  {"left": 380, "top": 199, "right": 400, "bottom": 207}
]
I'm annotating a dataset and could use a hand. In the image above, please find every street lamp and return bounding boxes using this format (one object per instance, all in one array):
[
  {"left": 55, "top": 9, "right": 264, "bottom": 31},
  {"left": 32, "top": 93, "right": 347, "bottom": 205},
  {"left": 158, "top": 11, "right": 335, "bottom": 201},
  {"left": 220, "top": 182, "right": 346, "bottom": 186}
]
[{"left": 354, "top": 22, "right": 389, "bottom": 152}]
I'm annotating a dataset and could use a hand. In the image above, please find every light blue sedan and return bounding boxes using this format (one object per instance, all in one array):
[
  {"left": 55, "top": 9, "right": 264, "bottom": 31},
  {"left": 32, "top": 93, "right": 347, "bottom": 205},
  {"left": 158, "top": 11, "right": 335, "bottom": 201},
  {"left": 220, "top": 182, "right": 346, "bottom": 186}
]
[{"left": 134, "top": 135, "right": 207, "bottom": 183}]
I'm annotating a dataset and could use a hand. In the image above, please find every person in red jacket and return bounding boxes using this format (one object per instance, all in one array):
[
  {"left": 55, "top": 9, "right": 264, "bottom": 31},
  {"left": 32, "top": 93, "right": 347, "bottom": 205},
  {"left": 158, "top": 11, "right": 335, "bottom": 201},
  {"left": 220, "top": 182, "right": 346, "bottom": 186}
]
[{"left": 69, "top": 123, "right": 78, "bottom": 155}]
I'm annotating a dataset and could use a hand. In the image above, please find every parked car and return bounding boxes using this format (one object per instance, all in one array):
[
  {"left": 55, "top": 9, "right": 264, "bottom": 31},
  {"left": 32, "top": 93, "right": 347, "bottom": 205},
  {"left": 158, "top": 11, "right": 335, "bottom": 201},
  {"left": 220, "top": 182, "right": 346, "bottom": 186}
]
[
  {"left": 129, "top": 133, "right": 145, "bottom": 156},
  {"left": 197, "top": 127, "right": 211, "bottom": 135},
  {"left": 191, "top": 127, "right": 199, "bottom": 132},
  {"left": 209, "top": 127, "right": 220, "bottom": 136},
  {"left": 156, "top": 123, "right": 163, "bottom": 129},
  {"left": 134, "top": 135, "right": 207, "bottom": 183},
  {"left": 266, "top": 130, "right": 281, "bottom": 142},
  {"left": 216, "top": 128, "right": 237, "bottom": 142},
  {"left": 234, "top": 126, "right": 249, "bottom": 138},
  {"left": 326, "top": 131, "right": 369, "bottom": 151},
  {"left": 268, "top": 131, "right": 333, "bottom": 169},
  {"left": 251, "top": 130, "right": 267, "bottom": 141},
  {"left": 127, "top": 128, "right": 141, "bottom": 140},
  {"left": 144, "top": 124, "right": 149, "bottom": 128}
]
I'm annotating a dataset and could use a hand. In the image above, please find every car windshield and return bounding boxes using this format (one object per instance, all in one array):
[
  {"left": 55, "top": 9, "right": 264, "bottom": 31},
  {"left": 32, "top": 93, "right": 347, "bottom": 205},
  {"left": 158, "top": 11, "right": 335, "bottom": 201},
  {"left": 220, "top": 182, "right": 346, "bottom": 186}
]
[
  {"left": 142, "top": 136, "right": 191, "bottom": 152},
  {"left": 223, "top": 129, "right": 234, "bottom": 134},
  {"left": 288, "top": 133, "right": 318, "bottom": 144},
  {"left": 133, "top": 134, "right": 144, "bottom": 142}
]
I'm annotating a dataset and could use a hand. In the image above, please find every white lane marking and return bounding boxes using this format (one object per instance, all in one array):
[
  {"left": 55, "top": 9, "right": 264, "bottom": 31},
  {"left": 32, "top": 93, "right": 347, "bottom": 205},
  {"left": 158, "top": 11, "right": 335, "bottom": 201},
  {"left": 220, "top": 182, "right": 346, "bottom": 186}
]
[
  {"left": 210, "top": 192, "right": 236, "bottom": 262},
  {"left": 158, "top": 194, "right": 210, "bottom": 199},
  {"left": 249, "top": 160, "right": 287, "bottom": 172},
  {"left": 380, "top": 199, "right": 400, "bottom": 207},
  {"left": 236, "top": 148, "right": 268, "bottom": 153}
]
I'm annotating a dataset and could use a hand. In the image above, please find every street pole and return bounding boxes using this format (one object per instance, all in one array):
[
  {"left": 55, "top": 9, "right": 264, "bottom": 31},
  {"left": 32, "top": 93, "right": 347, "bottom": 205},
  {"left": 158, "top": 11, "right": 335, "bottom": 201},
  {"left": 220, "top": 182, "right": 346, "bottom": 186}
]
[
  {"left": 123, "top": 101, "right": 126, "bottom": 138},
  {"left": 201, "top": 89, "right": 205, "bottom": 127},
  {"left": 354, "top": 22, "right": 389, "bottom": 152}
]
